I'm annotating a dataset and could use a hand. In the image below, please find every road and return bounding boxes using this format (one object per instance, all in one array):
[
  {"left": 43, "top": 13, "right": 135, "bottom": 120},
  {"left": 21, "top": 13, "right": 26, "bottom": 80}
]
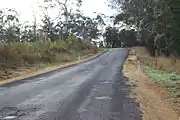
[{"left": 0, "top": 48, "right": 141, "bottom": 120}]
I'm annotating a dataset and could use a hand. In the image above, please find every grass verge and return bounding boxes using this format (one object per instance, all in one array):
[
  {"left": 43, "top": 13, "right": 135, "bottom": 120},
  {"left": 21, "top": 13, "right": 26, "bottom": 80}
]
[{"left": 143, "top": 65, "right": 180, "bottom": 98}]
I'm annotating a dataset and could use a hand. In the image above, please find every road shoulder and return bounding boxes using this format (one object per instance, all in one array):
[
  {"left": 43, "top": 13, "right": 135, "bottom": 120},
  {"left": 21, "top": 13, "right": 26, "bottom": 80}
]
[{"left": 123, "top": 49, "right": 179, "bottom": 120}]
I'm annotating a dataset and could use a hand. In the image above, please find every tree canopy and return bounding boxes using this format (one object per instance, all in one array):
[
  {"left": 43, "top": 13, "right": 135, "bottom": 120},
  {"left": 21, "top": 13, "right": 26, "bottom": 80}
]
[
  {"left": 109, "top": 0, "right": 180, "bottom": 56},
  {"left": 103, "top": 26, "right": 137, "bottom": 48},
  {"left": 0, "top": 0, "right": 106, "bottom": 43}
]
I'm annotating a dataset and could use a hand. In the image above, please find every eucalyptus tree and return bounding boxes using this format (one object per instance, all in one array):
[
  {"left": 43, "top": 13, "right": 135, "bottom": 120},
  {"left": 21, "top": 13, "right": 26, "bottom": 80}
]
[
  {"left": 43, "top": 0, "right": 82, "bottom": 37},
  {"left": 0, "top": 9, "right": 20, "bottom": 42},
  {"left": 103, "top": 26, "right": 120, "bottom": 48},
  {"left": 109, "top": 0, "right": 180, "bottom": 56}
]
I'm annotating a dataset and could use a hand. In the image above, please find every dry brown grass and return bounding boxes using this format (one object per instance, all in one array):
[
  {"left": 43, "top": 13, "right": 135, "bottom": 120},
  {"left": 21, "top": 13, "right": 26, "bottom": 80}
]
[
  {"left": 0, "top": 40, "right": 99, "bottom": 81},
  {"left": 0, "top": 51, "right": 103, "bottom": 85},
  {"left": 135, "top": 47, "right": 180, "bottom": 73}
]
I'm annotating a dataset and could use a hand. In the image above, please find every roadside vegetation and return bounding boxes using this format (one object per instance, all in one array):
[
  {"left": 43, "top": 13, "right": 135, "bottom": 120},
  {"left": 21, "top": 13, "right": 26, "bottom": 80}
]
[
  {"left": 135, "top": 47, "right": 180, "bottom": 98},
  {"left": 0, "top": 37, "right": 99, "bottom": 81},
  {"left": 123, "top": 51, "right": 179, "bottom": 120},
  {"left": 0, "top": 0, "right": 106, "bottom": 81},
  {"left": 133, "top": 47, "right": 180, "bottom": 117},
  {"left": 144, "top": 65, "right": 180, "bottom": 97}
]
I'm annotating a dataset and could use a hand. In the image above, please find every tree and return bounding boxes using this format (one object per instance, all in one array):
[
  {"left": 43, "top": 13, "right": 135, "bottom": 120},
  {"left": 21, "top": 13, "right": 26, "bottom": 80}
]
[
  {"left": 119, "top": 29, "right": 137, "bottom": 46},
  {"left": 109, "top": 0, "right": 180, "bottom": 56},
  {"left": 21, "top": 23, "right": 38, "bottom": 42},
  {"left": 99, "top": 41, "right": 104, "bottom": 48},
  {"left": 0, "top": 9, "right": 20, "bottom": 42},
  {"left": 61, "top": 13, "right": 101, "bottom": 40},
  {"left": 42, "top": 0, "right": 102, "bottom": 41},
  {"left": 103, "top": 26, "right": 120, "bottom": 48},
  {"left": 44, "top": 0, "right": 82, "bottom": 37},
  {"left": 0, "top": 0, "right": 105, "bottom": 43},
  {"left": 41, "top": 14, "right": 57, "bottom": 41}
]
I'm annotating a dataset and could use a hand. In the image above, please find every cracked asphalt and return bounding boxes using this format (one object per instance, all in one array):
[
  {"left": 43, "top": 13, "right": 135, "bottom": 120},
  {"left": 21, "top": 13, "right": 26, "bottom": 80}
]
[{"left": 0, "top": 48, "right": 141, "bottom": 120}]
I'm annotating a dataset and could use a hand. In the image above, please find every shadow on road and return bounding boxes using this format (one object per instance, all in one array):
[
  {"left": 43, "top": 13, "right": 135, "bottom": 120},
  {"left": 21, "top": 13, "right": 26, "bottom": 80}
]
[{"left": 110, "top": 72, "right": 142, "bottom": 120}]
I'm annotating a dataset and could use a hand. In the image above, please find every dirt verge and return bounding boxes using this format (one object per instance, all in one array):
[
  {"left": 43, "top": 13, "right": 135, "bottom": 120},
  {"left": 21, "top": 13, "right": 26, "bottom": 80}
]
[{"left": 123, "top": 50, "right": 180, "bottom": 120}]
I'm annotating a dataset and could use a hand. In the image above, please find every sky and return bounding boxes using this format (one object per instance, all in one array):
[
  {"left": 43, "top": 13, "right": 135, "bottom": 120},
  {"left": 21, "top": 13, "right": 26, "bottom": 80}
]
[{"left": 0, "top": 0, "right": 117, "bottom": 24}]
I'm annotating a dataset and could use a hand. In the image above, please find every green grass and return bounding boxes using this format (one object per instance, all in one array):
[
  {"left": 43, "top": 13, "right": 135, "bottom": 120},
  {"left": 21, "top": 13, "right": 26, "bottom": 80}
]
[{"left": 143, "top": 65, "right": 180, "bottom": 97}]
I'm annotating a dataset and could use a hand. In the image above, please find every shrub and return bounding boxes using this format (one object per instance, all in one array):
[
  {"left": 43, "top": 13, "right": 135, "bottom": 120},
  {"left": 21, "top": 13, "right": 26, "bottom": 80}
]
[{"left": 0, "top": 39, "right": 99, "bottom": 80}]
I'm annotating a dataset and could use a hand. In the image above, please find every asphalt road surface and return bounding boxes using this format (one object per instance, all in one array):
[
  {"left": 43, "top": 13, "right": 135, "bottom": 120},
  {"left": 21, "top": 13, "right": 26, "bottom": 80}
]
[{"left": 0, "top": 48, "right": 141, "bottom": 120}]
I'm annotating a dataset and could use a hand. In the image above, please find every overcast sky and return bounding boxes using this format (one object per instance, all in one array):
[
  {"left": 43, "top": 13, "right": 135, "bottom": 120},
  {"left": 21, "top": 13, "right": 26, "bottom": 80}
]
[{"left": 0, "top": 0, "right": 116, "bottom": 24}]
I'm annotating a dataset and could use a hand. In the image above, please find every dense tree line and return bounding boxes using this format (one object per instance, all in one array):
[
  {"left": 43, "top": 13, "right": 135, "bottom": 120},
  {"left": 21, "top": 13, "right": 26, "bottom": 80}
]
[
  {"left": 0, "top": 0, "right": 105, "bottom": 43},
  {"left": 110, "top": 0, "right": 180, "bottom": 56},
  {"left": 103, "top": 26, "right": 137, "bottom": 48}
]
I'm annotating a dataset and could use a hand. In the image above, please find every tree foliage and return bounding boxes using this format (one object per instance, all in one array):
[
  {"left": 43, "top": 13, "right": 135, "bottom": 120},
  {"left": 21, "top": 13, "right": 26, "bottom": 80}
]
[
  {"left": 103, "top": 26, "right": 137, "bottom": 47},
  {"left": 119, "top": 29, "right": 137, "bottom": 46},
  {"left": 110, "top": 0, "right": 180, "bottom": 56},
  {"left": 0, "top": 0, "right": 105, "bottom": 43},
  {"left": 103, "top": 26, "right": 119, "bottom": 47}
]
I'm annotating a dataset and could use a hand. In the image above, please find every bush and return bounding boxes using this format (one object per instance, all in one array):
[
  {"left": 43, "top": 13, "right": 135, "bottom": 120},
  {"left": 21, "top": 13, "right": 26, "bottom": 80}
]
[{"left": 0, "top": 39, "right": 99, "bottom": 80}]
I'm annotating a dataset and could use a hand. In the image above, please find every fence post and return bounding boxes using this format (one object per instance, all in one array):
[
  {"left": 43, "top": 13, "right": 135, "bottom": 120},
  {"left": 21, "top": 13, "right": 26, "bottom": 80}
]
[{"left": 138, "top": 60, "right": 140, "bottom": 73}]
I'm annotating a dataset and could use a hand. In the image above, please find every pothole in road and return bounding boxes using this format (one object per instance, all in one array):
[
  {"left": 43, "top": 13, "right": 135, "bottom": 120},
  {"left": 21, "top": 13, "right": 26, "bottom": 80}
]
[
  {"left": 94, "top": 96, "right": 112, "bottom": 100},
  {"left": 100, "top": 80, "right": 111, "bottom": 84},
  {"left": 0, "top": 107, "right": 18, "bottom": 120},
  {"left": 0, "top": 105, "right": 42, "bottom": 119},
  {"left": 101, "top": 81, "right": 111, "bottom": 84},
  {"left": 77, "top": 108, "right": 88, "bottom": 112},
  {"left": 2, "top": 116, "right": 17, "bottom": 120}
]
